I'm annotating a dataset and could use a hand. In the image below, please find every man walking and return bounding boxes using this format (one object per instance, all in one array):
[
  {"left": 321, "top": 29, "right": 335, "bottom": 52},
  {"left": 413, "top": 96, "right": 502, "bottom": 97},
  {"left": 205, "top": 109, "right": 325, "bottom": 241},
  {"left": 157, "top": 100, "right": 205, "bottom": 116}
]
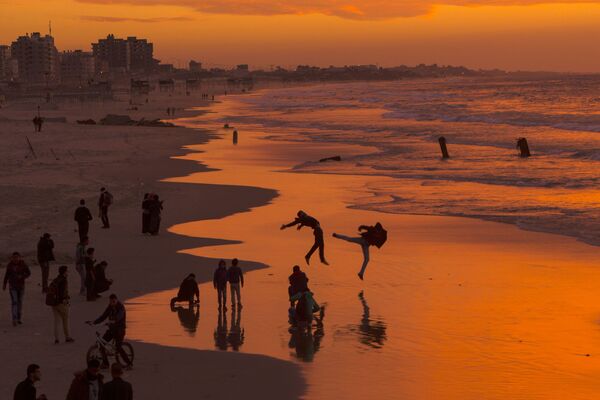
[
  {"left": 101, "top": 363, "right": 133, "bottom": 400},
  {"left": 85, "top": 247, "right": 98, "bottom": 301},
  {"left": 227, "top": 258, "right": 244, "bottom": 309},
  {"left": 98, "top": 188, "right": 113, "bottom": 229},
  {"left": 213, "top": 260, "right": 228, "bottom": 311},
  {"left": 74, "top": 199, "right": 93, "bottom": 242},
  {"left": 13, "top": 364, "right": 47, "bottom": 400},
  {"left": 75, "top": 237, "right": 89, "bottom": 295},
  {"left": 47, "top": 265, "right": 74, "bottom": 344},
  {"left": 36, "top": 233, "right": 55, "bottom": 293},
  {"left": 3, "top": 252, "right": 31, "bottom": 326}
]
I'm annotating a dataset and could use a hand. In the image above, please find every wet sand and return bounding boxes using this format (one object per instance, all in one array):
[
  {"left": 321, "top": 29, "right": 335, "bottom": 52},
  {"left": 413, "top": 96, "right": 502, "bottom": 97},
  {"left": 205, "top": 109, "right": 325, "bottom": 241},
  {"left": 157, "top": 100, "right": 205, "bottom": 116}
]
[
  {"left": 128, "top": 96, "right": 600, "bottom": 399},
  {"left": 0, "top": 95, "right": 305, "bottom": 399}
]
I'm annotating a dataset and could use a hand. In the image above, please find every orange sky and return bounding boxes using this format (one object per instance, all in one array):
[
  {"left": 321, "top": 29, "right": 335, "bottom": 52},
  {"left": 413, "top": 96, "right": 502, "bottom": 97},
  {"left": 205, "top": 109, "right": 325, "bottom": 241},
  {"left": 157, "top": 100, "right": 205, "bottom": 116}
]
[{"left": 3, "top": 1, "right": 600, "bottom": 71}]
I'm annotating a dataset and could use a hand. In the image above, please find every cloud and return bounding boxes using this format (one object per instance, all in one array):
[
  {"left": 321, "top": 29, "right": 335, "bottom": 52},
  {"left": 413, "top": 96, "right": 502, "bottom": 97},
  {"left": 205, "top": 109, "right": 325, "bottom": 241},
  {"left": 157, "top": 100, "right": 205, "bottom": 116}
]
[
  {"left": 80, "top": 15, "right": 195, "bottom": 23},
  {"left": 74, "top": 1, "right": 600, "bottom": 20}
]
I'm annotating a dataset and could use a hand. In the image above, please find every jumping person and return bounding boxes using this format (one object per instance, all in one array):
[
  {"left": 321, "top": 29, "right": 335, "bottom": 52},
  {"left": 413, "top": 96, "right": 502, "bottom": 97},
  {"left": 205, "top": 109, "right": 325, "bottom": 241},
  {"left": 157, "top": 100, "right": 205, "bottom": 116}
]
[
  {"left": 36, "top": 233, "right": 55, "bottom": 293},
  {"left": 281, "top": 210, "right": 329, "bottom": 265},
  {"left": 170, "top": 273, "right": 199, "bottom": 307},
  {"left": 213, "top": 260, "right": 228, "bottom": 311},
  {"left": 86, "top": 294, "right": 132, "bottom": 370},
  {"left": 98, "top": 188, "right": 113, "bottom": 229},
  {"left": 3, "top": 252, "right": 31, "bottom": 326},
  {"left": 74, "top": 199, "right": 93, "bottom": 242},
  {"left": 332, "top": 222, "right": 388, "bottom": 280},
  {"left": 227, "top": 258, "right": 244, "bottom": 309}
]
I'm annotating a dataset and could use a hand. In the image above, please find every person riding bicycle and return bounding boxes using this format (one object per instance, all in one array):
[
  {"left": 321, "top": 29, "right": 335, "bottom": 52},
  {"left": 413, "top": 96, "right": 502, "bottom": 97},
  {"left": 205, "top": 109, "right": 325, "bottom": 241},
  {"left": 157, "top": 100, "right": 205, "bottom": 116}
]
[{"left": 86, "top": 294, "right": 132, "bottom": 370}]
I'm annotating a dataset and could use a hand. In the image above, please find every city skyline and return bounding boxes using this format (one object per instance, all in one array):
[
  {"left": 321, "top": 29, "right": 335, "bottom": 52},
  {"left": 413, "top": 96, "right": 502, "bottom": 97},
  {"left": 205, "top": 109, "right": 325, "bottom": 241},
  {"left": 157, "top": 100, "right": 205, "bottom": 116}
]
[{"left": 3, "top": 1, "right": 600, "bottom": 72}]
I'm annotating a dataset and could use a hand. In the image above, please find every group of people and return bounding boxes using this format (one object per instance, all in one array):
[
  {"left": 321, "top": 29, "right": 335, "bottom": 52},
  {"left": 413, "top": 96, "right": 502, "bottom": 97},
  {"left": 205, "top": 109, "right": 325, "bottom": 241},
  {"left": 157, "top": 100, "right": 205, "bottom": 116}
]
[
  {"left": 141, "top": 193, "right": 163, "bottom": 236},
  {"left": 282, "top": 210, "right": 387, "bottom": 280},
  {"left": 14, "top": 361, "right": 133, "bottom": 400}
]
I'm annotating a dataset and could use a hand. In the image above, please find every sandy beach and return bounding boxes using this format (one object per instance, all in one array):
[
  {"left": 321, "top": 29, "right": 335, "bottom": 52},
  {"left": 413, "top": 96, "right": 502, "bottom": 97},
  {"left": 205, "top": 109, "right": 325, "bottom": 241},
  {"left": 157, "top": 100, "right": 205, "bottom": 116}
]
[
  {"left": 2, "top": 85, "right": 600, "bottom": 400},
  {"left": 128, "top": 95, "right": 600, "bottom": 399},
  {"left": 0, "top": 93, "right": 305, "bottom": 399}
]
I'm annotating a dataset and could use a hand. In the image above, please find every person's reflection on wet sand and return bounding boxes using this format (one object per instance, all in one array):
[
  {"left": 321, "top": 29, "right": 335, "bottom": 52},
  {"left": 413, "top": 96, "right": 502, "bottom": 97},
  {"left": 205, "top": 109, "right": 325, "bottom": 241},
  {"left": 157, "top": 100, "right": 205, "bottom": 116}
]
[
  {"left": 358, "top": 290, "right": 387, "bottom": 349},
  {"left": 227, "top": 307, "right": 245, "bottom": 351},
  {"left": 214, "top": 308, "right": 228, "bottom": 350},
  {"left": 288, "top": 308, "right": 325, "bottom": 362},
  {"left": 170, "top": 303, "right": 199, "bottom": 336}
]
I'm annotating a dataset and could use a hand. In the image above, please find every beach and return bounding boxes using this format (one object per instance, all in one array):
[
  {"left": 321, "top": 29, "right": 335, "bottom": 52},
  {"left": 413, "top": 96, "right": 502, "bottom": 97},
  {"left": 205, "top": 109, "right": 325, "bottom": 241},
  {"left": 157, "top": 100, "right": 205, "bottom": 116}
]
[
  {"left": 2, "top": 80, "right": 600, "bottom": 399},
  {"left": 0, "top": 93, "right": 305, "bottom": 399}
]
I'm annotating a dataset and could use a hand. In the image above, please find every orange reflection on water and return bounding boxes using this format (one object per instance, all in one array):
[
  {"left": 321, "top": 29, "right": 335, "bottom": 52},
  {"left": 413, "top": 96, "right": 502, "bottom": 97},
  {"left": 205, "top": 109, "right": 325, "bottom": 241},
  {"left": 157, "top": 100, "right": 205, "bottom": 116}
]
[{"left": 128, "top": 98, "right": 600, "bottom": 399}]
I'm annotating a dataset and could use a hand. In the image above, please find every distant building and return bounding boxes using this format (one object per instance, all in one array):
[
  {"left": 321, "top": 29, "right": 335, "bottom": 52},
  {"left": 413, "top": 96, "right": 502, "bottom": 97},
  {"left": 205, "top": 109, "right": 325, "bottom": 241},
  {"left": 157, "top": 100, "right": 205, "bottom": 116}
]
[
  {"left": 10, "top": 32, "right": 59, "bottom": 85},
  {"left": 92, "top": 34, "right": 157, "bottom": 73},
  {"left": 0, "top": 45, "right": 11, "bottom": 80},
  {"left": 189, "top": 60, "right": 202, "bottom": 72},
  {"left": 60, "top": 50, "right": 95, "bottom": 84},
  {"left": 236, "top": 64, "right": 249, "bottom": 71}
]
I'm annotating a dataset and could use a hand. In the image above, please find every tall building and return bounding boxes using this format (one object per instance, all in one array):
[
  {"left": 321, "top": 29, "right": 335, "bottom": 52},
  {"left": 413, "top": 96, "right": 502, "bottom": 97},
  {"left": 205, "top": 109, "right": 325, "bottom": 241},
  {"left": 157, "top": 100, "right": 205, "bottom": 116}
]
[
  {"left": 0, "top": 45, "right": 11, "bottom": 80},
  {"left": 60, "top": 50, "right": 95, "bottom": 84},
  {"left": 92, "top": 34, "right": 156, "bottom": 73},
  {"left": 189, "top": 60, "right": 202, "bottom": 72},
  {"left": 10, "top": 32, "right": 59, "bottom": 85},
  {"left": 92, "top": 34, "right": 129, "bottom": 72}
]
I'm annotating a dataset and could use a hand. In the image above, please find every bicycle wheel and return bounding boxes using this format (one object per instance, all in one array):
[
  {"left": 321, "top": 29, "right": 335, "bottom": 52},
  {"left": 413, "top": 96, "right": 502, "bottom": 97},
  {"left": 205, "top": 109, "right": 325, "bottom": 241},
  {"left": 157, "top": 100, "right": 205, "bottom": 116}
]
[
  {"left": 116, "top": 342, "right": 135, "bottom": 366},
  {"left": 86, "top": 344, "right": 103, "bottom": 365}
]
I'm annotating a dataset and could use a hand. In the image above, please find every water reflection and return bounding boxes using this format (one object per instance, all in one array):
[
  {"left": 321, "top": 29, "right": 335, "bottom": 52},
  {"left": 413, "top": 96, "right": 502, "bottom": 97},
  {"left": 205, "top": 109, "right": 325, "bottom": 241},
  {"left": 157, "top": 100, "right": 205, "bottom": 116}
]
[
  {"left": 214, "top": 308, "right": 245, "bottom": 351},
  {"left": 170, "top": 303, "right": 200, "bottom": 336},
  {"left": 288, "top": 307, "right": 326, "bottom": 362},
  {"left": 357, "top": 291, "right": 387, "bottom": 349}
]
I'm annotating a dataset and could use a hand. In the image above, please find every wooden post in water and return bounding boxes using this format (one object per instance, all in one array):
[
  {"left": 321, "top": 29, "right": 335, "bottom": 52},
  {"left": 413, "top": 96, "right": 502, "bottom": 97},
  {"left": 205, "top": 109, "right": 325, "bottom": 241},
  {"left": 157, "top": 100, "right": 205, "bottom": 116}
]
[
  {"left": 438, "top": 136, "right": 450, "bottom": 159},
  {"left": 233, "top": 130, "right": 238, "bottom": 145},
  {"left": 516, "top": 137, "right": 531, "bottom": 157}
]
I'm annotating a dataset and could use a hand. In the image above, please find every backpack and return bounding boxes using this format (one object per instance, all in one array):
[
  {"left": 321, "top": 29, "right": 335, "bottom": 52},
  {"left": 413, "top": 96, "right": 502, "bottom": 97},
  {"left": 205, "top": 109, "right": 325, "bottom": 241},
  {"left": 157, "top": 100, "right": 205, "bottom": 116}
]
[{"left": 45, "top": 278, "right": 60, "bottom": 306}]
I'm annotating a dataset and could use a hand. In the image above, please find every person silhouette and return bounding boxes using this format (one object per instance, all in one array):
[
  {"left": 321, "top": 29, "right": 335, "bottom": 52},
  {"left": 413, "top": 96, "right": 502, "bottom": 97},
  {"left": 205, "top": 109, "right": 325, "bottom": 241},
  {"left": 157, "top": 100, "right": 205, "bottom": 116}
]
[
  {"left": 281, "top": 211, "right": 329, "bottom": 265},
  {"left": 332, "top": 222, "right": 387, "bottom": 280}
]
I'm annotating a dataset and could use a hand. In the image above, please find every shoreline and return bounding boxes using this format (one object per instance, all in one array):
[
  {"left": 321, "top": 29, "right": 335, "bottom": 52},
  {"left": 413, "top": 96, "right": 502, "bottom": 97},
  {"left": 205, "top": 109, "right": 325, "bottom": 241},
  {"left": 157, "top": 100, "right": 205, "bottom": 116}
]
[{"left": 0, "top": 94, "right": 306, "bottom": 399}]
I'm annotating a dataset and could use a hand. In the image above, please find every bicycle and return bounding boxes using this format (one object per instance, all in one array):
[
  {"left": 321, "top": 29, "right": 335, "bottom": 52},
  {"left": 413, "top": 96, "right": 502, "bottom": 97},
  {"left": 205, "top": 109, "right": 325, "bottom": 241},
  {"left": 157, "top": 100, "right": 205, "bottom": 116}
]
[{"left": 86, "top": 325, "right": 135, "bottom": 368}]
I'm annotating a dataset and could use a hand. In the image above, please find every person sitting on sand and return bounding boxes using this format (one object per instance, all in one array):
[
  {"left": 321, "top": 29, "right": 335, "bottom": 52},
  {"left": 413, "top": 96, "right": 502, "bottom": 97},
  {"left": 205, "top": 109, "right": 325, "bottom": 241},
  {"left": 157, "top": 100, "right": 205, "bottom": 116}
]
[
  {"left": 332, "top": 223, "right": 388, "bottom": 280},
  {"left": 170, "top": 273, "right": 200, "bottom": 307},
  {"left": 288, "top": 265, "right": 309, "bottom": 307},
  {"left": 289, "top": 290, "right": 323, "bottom": 329},
  {"left": 94, "top": 261, "right": 113, "bottom": 296},
  {"left": 281, "top": 211, "right": 329, "bottom": 265}
]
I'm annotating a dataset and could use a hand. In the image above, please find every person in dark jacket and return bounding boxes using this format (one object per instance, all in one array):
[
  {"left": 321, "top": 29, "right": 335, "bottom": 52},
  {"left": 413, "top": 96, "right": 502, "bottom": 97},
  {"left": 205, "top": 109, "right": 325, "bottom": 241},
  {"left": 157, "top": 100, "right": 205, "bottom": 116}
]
[
  {"left": 13, "top": 364, "right": 47, "bottom": 400},
  {"left": 85, "top": 248, "right": 98, "bottom": 301},
  {"left": 3, "top": 252, "right": 31, "bottom": 326},
  {"left": 281, "top": 210, "right": 329, "bottom": 265},
  {"left": 36, "top": 233, "right": 55, "bottom": 293},
  {"left": 75, "top": 237, "right": 89, "bottom": 295},
  {"left": 66, "top": 359, "right": 104, "bottom": 400},
  {"left": 74, "top": 199, "right": 93, "bottom": 243},
  {"left": 98, "top": 188, "right": 113, "bottom": 229},
  {"left": 333, "top": 223, "right": 387, "bottom": 280},
  {"left": 94, "top": 261, "right": 113, "bottom": 295},
  {"left": 87, "top": 294, "right": 132, "bottom": 369},
  {"left": 101, "top": 363, "right": 133, "bottom": 400},
  {"left": 170, "top": 273, "right": 199, "bottom": 307},
  {"left": 288, "top": 265, "right": 309, "bottom": 306},
  {"left": 141, "top": 193, "right": 151, "bottom": 234},
  {"left": 227, "top": 258, "right": 244, "bottom": 309},
  {"left": 147, "top": 194, "right": 163, "bottom": 235},
  {"left": 213, "top": 260, "right": 228, "bottom": 311},
  {"left": 49, "top": 265, "right": 74, "bottom": 344}
]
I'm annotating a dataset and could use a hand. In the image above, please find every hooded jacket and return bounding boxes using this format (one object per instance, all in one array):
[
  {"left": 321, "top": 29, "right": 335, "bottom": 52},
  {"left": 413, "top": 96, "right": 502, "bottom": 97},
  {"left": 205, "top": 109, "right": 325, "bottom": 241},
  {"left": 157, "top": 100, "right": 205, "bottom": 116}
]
[{"left": 66, "top": 370, "right": 104, "bottom": 400}]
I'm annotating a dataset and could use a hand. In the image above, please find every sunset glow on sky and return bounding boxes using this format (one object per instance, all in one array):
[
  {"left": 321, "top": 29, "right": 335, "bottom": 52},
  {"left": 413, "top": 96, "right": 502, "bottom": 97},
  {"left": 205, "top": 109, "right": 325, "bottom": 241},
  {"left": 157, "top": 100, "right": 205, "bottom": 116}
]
[{"left": 3, "top": 1, "right": 600, "bottom": 71}]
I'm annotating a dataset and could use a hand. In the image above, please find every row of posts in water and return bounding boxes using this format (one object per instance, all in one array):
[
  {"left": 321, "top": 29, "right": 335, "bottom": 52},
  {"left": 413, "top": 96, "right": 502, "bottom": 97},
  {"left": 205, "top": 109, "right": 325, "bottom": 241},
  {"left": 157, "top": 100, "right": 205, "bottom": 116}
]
[{"left": 438, "top": 136, "right": 531, "bottom": 159}]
